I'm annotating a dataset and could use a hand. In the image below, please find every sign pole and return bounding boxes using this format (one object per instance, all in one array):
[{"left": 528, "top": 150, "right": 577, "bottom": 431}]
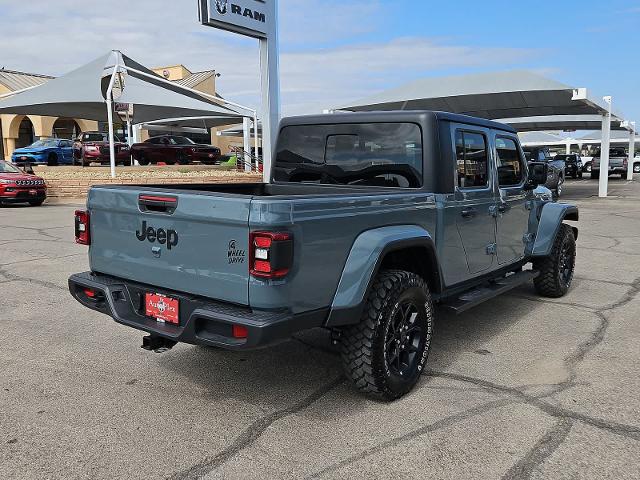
[
  {"left": 259, "top": 21, "right": 280, "bottom": 182},
  {"left": 199, "top": 0, "right": 279, "bottom": 183}
]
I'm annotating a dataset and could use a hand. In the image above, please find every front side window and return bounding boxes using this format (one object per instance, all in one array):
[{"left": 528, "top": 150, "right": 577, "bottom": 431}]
[
  {"left": 455, "top": 130, "right": 488, "bottom": 188},
  {"left": 274, "top": 123, "right": 423, "bottom": 188},
  {"left": 496, "top": 137, "right": 525, "bottom": 186}
]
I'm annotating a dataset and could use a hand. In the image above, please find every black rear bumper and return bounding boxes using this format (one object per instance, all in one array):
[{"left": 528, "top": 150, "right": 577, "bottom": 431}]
[{"left": 69, "top": 272, "right": 327, "bottom": 350}]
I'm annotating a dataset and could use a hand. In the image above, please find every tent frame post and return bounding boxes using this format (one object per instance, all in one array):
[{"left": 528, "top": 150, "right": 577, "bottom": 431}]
[
  {"left": 254, "top": 111, "right": 259, "bottom": 171},
  {"left": 628, "top": 122, "right": 636, "bottom": 181},
  {"left": 105, "top": 56, "right": 121, "bottom": 179},
  {"left": 242, "top": 117, "right": 251, "bottom": 173},
  {"left": 599, "top": 96, "right": 612, "bottom": 198}
]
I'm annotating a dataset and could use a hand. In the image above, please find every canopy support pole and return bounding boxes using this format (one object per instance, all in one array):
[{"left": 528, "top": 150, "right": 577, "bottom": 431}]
[
  {"left": 243, "top": 117, "right": 251, "bottom": 173},
  {"left": 628, "top": 122, "right": 636, "bottom": 181},
  {"left": 565, "top": 141, "right": 571, "bottom": 154},
  {"left": 254, "top": 111, "right": 259, "bottom": 171},
  {"left": 599, "top": 96, "right": 612, "bottom": 198},
  {"left": 105, "top": 56, "right": 120, "bottom": 179},
  {"left": 125, "top": 110, "right": 133, "bottom": 166}
]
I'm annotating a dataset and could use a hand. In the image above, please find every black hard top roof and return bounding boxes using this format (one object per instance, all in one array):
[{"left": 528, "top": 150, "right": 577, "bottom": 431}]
[{"left": 280, "top": 110, "right": 517, "bottom": 134}]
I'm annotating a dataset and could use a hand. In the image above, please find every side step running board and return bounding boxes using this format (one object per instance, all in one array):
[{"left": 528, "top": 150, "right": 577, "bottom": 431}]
[{"left": 441, "top": 270, "right": 539, "bottom": 314}]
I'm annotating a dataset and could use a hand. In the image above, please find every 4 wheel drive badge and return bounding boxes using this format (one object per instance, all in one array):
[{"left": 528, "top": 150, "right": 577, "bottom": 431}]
[
  {"left": 228, "top": 239, "right": 246, "bottom": 264},
  {"left": 215, "top": 0, "right": 228, "bottom": 14}
]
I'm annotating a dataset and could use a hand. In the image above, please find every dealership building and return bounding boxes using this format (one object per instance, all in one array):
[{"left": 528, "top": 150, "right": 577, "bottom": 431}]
[{"left": 0, "top": 64, "right": 240, "bottom": 160}]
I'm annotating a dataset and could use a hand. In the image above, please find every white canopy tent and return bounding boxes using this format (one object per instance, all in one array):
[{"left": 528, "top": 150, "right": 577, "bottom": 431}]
[
  {"left": 0, "top": 51, "right": 258, "bottom": 177},
  {"left": 336, "top": 70, "right": 636, "bottom": 195}
]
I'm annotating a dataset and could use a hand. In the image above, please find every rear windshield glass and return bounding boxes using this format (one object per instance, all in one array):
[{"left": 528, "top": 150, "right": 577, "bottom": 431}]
[{"left": 274, "top": 123, "right": 423, "bottom": 188}]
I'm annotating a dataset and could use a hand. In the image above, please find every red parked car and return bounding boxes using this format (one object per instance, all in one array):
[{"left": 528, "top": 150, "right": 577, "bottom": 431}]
[
  {"left": 73, "top": 131, "right": 131, "bottom": 166},
  {"left": 130, "top": 135, "right": 221, "bottom": 165},
  {"left": 0, "top": 161, "right": 47, "bottom": 206}
]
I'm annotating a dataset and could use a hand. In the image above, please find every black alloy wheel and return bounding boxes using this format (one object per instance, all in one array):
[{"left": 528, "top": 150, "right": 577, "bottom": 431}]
[{"left": 384, "top": 301, "right": 425, "bottom": 378}]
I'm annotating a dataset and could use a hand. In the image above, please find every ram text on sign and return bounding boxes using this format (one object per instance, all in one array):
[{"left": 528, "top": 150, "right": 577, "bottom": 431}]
[{"left": 199, "top": 0, "right": 275, "bottom": 39}]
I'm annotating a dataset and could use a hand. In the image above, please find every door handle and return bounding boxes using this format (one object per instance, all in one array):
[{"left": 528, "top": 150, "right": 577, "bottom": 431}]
[{"left": 461, "top": 208, "right": 477, "bottom": 219}]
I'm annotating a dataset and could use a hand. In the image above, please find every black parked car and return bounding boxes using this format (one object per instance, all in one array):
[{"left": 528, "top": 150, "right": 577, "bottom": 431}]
[
  {"left": 523, "top": 146, "right": 566, "bottom": 197},
  {"left": 554, "top": 154, "right": 583, "bottom": 179}
]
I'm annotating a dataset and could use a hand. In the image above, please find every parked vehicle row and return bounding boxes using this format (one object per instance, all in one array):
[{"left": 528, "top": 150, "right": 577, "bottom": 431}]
[
  {"left": 10, "top": 134, "right": 223, "bottom": 167},
  {"left": 0, "top": 160, "right": 47, "bottom": 206}
]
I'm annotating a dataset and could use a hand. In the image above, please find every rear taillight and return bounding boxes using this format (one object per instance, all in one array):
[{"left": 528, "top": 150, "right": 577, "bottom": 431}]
[
  {"left": 249, "top": 231, "right": 293, "bottom": 279},
  {"left": 75, "top": 210, "right": 90, "bottom": 245}
]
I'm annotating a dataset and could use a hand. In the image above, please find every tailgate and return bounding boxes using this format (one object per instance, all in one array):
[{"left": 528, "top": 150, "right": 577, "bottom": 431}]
[{"left": 87, "top": 186, "right": 251, "bottom": 305}]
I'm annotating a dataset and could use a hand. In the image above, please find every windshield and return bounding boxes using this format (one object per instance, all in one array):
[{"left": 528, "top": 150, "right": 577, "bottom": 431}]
[
  {"left": 0, "top": 161, "right": 22, "bottom": 174},
  {"left": 168, "top": 136, "right": 196, "bottom": 145},
  {"left": 29, "top": 139, "right": 59, "bottom": 148},
  {"left": 81, "top": 133, "right": 107, "bottom": 142},
  {"left": 80, "top": 133, "right": 122, "bottom": 142}
]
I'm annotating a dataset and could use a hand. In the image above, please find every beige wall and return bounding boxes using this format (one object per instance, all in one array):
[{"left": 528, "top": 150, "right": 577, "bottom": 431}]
[{"left": 151, "top": 65, "right": 192, "bottom": 81}]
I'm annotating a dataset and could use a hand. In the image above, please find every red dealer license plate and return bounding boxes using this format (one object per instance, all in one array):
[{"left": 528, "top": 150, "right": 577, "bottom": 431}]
[{"left": 145, "top": 293, "right": 179, "bottom": 324}]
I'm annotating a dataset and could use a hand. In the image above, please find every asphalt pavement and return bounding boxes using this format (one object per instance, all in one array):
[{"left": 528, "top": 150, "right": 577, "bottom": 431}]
[{"left": 1, "top": 177, "right": 639, "bottom": 479}]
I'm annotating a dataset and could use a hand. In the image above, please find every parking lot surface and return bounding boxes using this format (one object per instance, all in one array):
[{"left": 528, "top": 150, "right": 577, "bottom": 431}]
[{"left": 1, "top": 178, "right": 639, "bottom": 479}]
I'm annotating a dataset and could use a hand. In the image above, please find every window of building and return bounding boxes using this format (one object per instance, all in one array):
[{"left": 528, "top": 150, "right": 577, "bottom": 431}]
[
  {"left": 455, "top": 130, "right": 488, "bottom": 188},
  {"left": 496, "top": 137, "right": 525, "bottom": 186}
]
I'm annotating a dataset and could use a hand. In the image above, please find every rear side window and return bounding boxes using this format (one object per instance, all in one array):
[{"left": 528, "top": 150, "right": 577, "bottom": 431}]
[
  {"left": 274, "top": 123, "right": 423, "bottom": 188},
  {"left": 455, "top": 130, "right": 488, "bottom": 188},
  {"left": 496, "top": 137, "right": 525, "bottom": 186}
]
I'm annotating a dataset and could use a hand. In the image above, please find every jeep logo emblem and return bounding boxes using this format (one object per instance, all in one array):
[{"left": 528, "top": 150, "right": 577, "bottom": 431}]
[{"left": 136, "top": 221, "right": 179, "bottom": 250}]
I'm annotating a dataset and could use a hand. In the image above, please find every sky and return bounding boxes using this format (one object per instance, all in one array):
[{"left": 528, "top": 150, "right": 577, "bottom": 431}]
[{"left": 0, "top": 0, "right": 638, "bottom": 122}]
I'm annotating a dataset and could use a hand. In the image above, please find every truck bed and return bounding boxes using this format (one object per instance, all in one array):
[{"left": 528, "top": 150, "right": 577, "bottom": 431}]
[{"left": 86, "top": 182, "right": 438, "bottom": 313}]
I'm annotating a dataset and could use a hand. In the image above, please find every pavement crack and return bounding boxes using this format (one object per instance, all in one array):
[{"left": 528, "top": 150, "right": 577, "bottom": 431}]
[
  {"left": 427, "top": 371, "right": 640, "bottom": 441},
  {"left": 0, "top": 266, "right": 67, "bottom": 292},
  {"left": 0, "top": 252, "right": 84, "bottom": 267},
  {"left": 307, "top": 398, "right": 514, "bottom": 479},
  {"left": 169, "top": 376, "right": 345, "bottom": 480},
  {"left": 500, "top": 418, "right": 573, "bottom": 480}
]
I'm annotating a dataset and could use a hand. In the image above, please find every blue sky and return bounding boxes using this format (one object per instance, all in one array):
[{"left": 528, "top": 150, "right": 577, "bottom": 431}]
[{"left": 0, "top": 0, "right": 638, "bottom": 122}]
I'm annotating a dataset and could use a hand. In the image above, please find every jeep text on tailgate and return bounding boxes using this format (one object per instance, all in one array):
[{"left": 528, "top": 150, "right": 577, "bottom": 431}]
[{"left": 69, "top": 111, "right": 578, "bottom": 400}]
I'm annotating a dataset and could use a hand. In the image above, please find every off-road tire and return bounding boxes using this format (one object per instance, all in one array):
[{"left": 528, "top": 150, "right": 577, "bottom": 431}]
[
  {"left": 339, "top": 270, "right": 434, "bottom": 401},
  {"left": 533, "top": 224, "right": 576, "bottom": 298}
]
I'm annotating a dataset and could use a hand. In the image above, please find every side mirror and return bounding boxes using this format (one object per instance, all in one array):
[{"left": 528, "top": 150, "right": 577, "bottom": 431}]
[{"left": 525, "top": 161, "right": 548, "bottom": 189}]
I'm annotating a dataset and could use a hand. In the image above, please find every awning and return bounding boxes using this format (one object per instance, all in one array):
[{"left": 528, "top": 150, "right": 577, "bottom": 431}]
[
  {"left": 502, "top": 115, "right": 629, "bottom": 132},
  {"left": 337, "top": 70, "right": 624, "bottom": 122}
]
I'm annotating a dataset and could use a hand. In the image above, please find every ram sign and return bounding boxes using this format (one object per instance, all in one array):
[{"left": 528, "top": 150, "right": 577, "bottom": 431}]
[{"left": 199, "top": 0, "right": 275, "bottom": 39}]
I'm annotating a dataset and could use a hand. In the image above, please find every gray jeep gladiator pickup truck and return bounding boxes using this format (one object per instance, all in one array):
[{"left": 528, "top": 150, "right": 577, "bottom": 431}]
[{"left": 69, "top": 111, "right": 578, "bottom": 400}]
